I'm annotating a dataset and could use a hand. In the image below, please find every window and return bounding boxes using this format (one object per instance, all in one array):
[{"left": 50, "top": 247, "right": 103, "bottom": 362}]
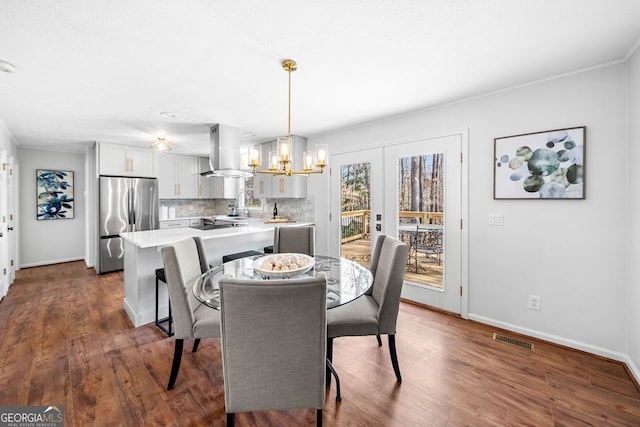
[{"left": 244, "top": 175, "right": 262, "bottom": 208}]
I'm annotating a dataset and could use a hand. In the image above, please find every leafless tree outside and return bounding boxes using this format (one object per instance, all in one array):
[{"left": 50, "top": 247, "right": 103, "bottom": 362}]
[{"left": 398, "top": 153, "right": 444, "bottom": 219}]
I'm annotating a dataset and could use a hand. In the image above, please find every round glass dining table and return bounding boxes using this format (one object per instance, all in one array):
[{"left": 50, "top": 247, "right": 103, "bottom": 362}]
[
  {"left": 192, "top": 254, "right": 373, "bottom": 310},
  {"left": 191, "top": 254, "right": 369, "bottom": 402}
]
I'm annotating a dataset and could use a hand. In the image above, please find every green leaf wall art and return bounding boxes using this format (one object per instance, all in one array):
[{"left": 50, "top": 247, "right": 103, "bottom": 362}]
[{"left": 494, "top": 127, "right": 585, "bottom": 199}]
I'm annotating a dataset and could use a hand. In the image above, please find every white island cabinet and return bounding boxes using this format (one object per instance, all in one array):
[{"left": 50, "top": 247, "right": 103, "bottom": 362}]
[{"left": 119, "top": 220, "right": 312, "bottom": 327}]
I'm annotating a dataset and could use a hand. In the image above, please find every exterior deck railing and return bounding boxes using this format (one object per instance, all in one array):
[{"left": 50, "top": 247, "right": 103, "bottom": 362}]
[
  {"left": 341, "top": 210, "right": 370, "bottom": 243},
  {"left": 340, "top": 210, "right": 443, "bottom": 243}
]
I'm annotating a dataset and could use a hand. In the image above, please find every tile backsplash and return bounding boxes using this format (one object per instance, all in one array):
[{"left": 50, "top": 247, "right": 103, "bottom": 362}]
[{"left": 160, "top": 197, "right": 314, "bottom": 222}]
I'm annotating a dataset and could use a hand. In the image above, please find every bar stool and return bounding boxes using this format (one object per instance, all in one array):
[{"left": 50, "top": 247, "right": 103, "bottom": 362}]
[
  {"left": 155, "top": 268, "right": 174, "bottom": 336},
  {"left": 222, "top": 250, "right": 262, "bottom": 263}
]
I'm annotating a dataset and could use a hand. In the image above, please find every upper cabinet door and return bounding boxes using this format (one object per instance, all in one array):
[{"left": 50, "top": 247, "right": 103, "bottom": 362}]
[
  {"left": 158, "top": 154, "right": 176, "bottom": 199},
  {"left": 253, "top": 141, "right": 274, "bottom": 199},
  {"left": 176, "top": 155, "right": 198, "bottom": 199},
  {"left": 265, "top": 136, "right": 308, "bottom": 199},
  {"left": 158, "top": 154, "right": 198, "bottom": 199},
  {"left": 128, "top": 147, "right": 156, "bottom": 177},
  {"left": 99, "top": 143, "right": 157, "bottom": 177}
]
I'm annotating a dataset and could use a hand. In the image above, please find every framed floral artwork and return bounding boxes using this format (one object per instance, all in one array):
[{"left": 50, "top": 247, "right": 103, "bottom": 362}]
[
  {"left": 36, "top": 169, "right": 74, "bottom": 219},
  {"left": 494, "top": 126, "right": 585, "bottom": 199}
]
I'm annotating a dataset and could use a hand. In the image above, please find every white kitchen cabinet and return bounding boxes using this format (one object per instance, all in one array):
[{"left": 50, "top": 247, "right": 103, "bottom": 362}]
[
  {"left": 159, "top": 219, "right": 189, "bottom": 229},
  {"left": 158, "top": 154, "right": 198, "bottom": 199},
  {"left": 99, "top": 143, "right": 157, "bottom": 177},
  {"left": 253, "top": 142, "right": 273, "bottom": 199},
  {"left": 254, "top": 136, "right": 308, "bottom": 199}
]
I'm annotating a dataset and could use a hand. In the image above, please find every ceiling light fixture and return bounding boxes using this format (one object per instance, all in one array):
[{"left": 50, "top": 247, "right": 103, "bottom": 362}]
[
  {"left": 248, "top": 59, "right": 328, "bottom": 176},
  {"left": 151, "top": 137, "right": 172, "bottom": 152},
  {"left": 0, "top": 60, "right": 15, "bottom": 73}
]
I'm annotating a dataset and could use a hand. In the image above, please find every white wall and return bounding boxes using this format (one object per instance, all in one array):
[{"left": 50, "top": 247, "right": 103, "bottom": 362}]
[
  {"left": 627, "top": 46, "right": 640, "bottom": 375},
  {"left": 310, "top": 63, "right": 629, "bottom": 362},
  {"left": 18, "top": 148, "right": 85, "bottom": 267},
  {"left": 85, "top": 143, "right": 96, "bottom": 268},
  {"left": 0, "top": 118, "right": 18, "bottom": 157}
]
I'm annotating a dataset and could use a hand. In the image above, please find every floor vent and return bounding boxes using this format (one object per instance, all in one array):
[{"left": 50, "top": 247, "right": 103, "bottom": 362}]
[{"left": 493, "top": 333, "right": 534, "bottom": 351}]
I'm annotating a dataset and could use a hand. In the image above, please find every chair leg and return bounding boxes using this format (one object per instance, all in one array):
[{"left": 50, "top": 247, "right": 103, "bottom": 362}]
[
  {"left": 376, "top": 334, "right": 382, "bottom": 346},
  {"left": 227, "top": 412, "right": 235, "bottom": 427},
  {"left": 167, "top": 339, "right": 184, "bottom": 390},
  {"left": 167, "top": 301, "right": 173, "bottom": 336},
  {"left": 388, "top": 335, "right": 402, "bottom": 382},
  {"left": 326, "top": 337, "right": 333, "bottom": 387},
  {"left": 317, "top": 408, "right": 322, "bottom": 426},
  {"left": 325, "top": 358, "right": 342, "bottom": 401},
  {"left": 192, "top": 338, "right": 201, "bottom": 352}
]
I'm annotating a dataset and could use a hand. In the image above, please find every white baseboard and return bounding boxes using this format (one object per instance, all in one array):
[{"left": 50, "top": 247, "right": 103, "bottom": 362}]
[
  {"left": 469, "top": 313, "right": 640, "bottom": 385},
  {"left": 623, "top": 354, "right": 640, "bottom": 385},
  {"left": 123, "top": 297, "right": 158, "bottom": 328},
  {"left": 20, "top": 256, "right": 84, "bottom": 269}
]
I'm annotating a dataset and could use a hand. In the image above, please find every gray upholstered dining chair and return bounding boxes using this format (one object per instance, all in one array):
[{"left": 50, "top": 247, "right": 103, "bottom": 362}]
[
  {"left": 160, "top": 236, "right": 220, "bottom": 390},
  {"left": 326, "top": 235, "right": 409, "bottom": 384},
  {"left": 218, "top": 273, "right": 327, "bottom": 427},
  {"left": 273, "top": 225, "right": 315, "bottom": 256}
]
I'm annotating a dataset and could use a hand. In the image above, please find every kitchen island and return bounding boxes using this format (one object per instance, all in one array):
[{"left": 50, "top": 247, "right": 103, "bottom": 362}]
[{"left": 120, "top": 219, "right": 312, "bottom": 327}]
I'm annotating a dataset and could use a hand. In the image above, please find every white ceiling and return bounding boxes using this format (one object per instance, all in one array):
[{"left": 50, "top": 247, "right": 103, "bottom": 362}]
[{"left": 1, "top": 0, "right": 639, "bottom": 156}]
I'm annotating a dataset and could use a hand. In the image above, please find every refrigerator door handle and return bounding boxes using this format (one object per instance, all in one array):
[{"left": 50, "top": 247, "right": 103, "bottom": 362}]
[{"left": 130, "top": 187, "right": 136, "bottom": 231}]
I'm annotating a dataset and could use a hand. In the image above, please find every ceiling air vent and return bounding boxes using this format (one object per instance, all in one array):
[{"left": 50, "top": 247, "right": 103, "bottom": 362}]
[{"left": 492, "top": 333, "right": 534, "bottom": 351}]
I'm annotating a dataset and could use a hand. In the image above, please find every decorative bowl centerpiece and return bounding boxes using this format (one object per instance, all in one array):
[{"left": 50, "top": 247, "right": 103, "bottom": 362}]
[{"left": 253, "top": 253, "right": 315, "bottom": 279}]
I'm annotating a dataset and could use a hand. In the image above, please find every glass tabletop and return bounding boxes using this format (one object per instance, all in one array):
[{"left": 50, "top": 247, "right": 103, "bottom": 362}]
[{"left": 192, "top": 254, "right": 373, "bottom": 310}]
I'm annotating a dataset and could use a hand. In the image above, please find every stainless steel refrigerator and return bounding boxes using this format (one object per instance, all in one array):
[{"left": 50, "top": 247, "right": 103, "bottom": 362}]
[{"left": 99, "top": 176, "right": 159, "bottom": 273}]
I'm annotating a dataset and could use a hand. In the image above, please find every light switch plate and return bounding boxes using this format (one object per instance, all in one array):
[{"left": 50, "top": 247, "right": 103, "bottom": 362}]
[{"left": 489, "top": 213, "right": 504, "bottom": 226}]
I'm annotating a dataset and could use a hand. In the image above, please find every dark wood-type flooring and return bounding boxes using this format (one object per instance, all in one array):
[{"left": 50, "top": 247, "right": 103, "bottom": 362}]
[{"left": 1, "top": 261, "right": 639, "bottom": 426}]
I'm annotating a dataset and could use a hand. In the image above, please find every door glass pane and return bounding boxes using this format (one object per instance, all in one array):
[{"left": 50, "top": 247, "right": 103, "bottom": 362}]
[
  {"left": 339, "top": 162, "right": 372, "bottom": 268},
  {"left": 398, "top": 153, "right": 444, "bottom": 288}
]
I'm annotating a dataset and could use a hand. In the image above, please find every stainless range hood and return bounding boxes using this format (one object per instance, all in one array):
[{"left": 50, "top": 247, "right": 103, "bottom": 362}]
[{"left": 200, "top": 123, "right": 253, "bottom": 178}]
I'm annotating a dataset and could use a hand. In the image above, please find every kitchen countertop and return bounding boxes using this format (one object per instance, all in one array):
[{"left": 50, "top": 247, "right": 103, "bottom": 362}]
[
  {"left": 121, "top": 218, "right": 312, "bottom": 249},
  {"left": 158, "top": 215, "right": 249, "bottom": 222}
]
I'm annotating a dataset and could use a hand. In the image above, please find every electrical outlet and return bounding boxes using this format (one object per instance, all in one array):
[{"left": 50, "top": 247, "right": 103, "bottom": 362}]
[
  {"left": 489, "top": 213, "right": 504, "bottom": 226},
  {"left": 528, "top": 295, "right": 541, "bottom": 310}
]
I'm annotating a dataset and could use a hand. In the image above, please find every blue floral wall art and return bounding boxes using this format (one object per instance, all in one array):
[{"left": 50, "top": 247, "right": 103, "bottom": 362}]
[
  {"left": 36, "top": 169, "right": 74, "bottom": 219},
  {"left": 494, "top": 126, "right": 585, "bottom": 199}
]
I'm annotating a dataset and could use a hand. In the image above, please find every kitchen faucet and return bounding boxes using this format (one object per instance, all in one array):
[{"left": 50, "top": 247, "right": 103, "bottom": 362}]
[{"left": 235, "top": 190, "right": 248, "bottom": 216}]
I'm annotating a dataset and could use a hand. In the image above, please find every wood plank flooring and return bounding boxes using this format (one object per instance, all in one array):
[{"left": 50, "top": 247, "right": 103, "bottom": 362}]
[{"left": 1, "top": 261, "right": 639, "bottom": 426}]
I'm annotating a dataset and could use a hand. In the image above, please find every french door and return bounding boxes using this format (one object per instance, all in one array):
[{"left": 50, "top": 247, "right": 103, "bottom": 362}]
[
  {"left": 330, "top": 133, "right": 466, "bottom": 315},
  {"left": 329, "top": 148, "right": 383, "bottom": 264}
]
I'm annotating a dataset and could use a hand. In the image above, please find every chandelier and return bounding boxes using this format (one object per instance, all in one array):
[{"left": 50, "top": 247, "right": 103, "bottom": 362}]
[
  {"left": 151, "top": 137, "right": 171, "bottom": 152},
  {"left": 248, "top": 59, "right": 328, "bottom": 176}
]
